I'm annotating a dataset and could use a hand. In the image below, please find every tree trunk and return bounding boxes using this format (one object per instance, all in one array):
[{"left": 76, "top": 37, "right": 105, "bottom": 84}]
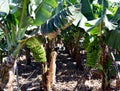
[
  {"left": 0, "top": 50, "right": 2, "bottom": 65},
  {"left": 73, "top": 31, "right": 83, "bottom": 70},
  {"left": 99, "top": 43, "right": 107, "bottom": 91},
  {"left": 5, "top": 67, "right": 15, "bottom": 91},
  {"left": 41, "top": 62, "right": 48, "bottom": 91},
  {"left": 24, "top": 47, "right": 31, "bottom": 65},
  {"left": 101, "top": 72, "right": 106, "bottom": 91},
  {"left": 46, "top": 51, "right": 57, "bottom": 91},
  {"left": 74, "top": 47, "right": 83, "bottom": 71},
  {"left": 0, "top": 64, "right": 15, "bottom": 91},
  {"left": 116, "top": 77, "right": 120, "bottom": 89},
  {"left": 46, "top": 40, "right": 53, "bottom": 63},
  {"left": 0, "top": 65, "right": 9, "bottom": 90},
  {"left": 0, "top": 55, "right": 15, "bottom": 91},
  {"left": 41, "top": 51, "right": 57, "bottom": 91}
]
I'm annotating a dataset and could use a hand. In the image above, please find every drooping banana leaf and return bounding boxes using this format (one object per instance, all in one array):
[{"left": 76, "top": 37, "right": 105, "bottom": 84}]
[
  {"left": 106, "top": 7, "right": 120, "bottom": 50},
  {"left": 9, "top": 0, "right": 32, "bottom": 43},
  {"left": 69, "top": 5, "right": 87, "bottom": 29},
  {"left": 2, "top": 14, "right": 20, "bottom": 51},
  {"left": 81, "top": 0, "right": 95, "bottom": 20},
  {"left": 107, "top": 29, "right": 120, "bottom": 51},
  {"left": 84, "top": 17, "right": 102, "bottom": 32},
  {"left": 41, "top": 8, "right": 74, "bottom": 34},
  {"left": 10, "top": 0, "right": 30, "bottom": 29},
  {"left": 33, "top": 0, "right": 58, "bottom": 26},
  {"left": 54, "top": 0, "right": 65, "bottom": 14},
  {"left": 31, "top": 6, "right": 75, "bottom": 37},
  {"left": 81, "top": 15, "right": 117, "bottom": 33},
  {"left": 111, "top": 7, "right": 120, "bottom": 23},
  {"left": 11, "top": 0, "right": 58, "bottom": 31},
  {"left": 104, "top": 15, "right": 117, "bottom": 30}
]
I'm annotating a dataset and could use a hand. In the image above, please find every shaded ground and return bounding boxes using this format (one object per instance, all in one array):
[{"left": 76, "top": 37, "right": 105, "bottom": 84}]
[{"left": 12, "top": 50, "right": 120, "bottom": 91}]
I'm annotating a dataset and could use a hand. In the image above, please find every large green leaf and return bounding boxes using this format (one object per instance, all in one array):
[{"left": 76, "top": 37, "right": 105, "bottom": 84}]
[
  {"left": 3, "top": 14, "right": 20, "bottom": 51},
  {"left": 111, "top": 7, "right": 120, "bottom": 22},
  {"left": 81, "top": 0, "right": 95, "bottom": 20},
  {"left": 33, "top": 0, "right": 58, "bottom": 26},
  {"left": 31, "top": 7, "right": 75, "bottom": 37},
  {"left": 17, "top": 0, "right": 30, "bottom": 29},
  {"left": 85, "top": 18, "right": 102, "bottom": 32},
  {"left": 54, "top": 0, "right": 65, "bottom": 14},
  {"left": 92, "top": 3, "right": 103, "bottom": 18},
  {"left": 80, "top": 14, "right": 116, "bottom": 34},
  {"left": 104, "top": 15, "right": 117, "bottom": 30},
  {"left": 0, "top": 28, "right": 4, "bottom": 41},
  {"left": 11, "top": 0, "right": 33, "bottom": 41},
  {"left": 86, "top": 37, "right": 101, "bottom": 67},
  {"left": 69, "top": 5, "right": 88, "bottom": 29},
  {"left": 107, "top": 29, "right": 120, "bottom": 51}
]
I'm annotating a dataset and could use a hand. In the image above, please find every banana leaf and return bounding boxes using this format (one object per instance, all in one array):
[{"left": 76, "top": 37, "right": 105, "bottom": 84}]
[{"left": 33, "top": 0, "right": 58, "bottom": 26}]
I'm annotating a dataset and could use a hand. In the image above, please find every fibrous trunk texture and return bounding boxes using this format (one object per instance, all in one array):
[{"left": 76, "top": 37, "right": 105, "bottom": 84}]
[
  {"left": 46, "top": 51, "right": 57, "bottom": 91},
  {"left": 41, "top": 51, "right": 57, "bottom": 91},
  {"left": 0, "top": 55, "right": 15, "bottom": 91},
  {"left": 25, "top": 47, "right": 31, "bottom": 65}
]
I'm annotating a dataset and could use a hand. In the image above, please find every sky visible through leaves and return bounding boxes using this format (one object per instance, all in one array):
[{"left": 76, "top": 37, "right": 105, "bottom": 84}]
[{"left": 110, "top": 0, "right": 120, "bottom": 2}]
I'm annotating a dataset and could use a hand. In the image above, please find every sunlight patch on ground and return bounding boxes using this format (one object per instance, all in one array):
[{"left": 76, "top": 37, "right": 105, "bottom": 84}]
[
  {"left": 56, "top": 81, "right": 77, "bottom": 91},
  {"left": 85, "top": 79, "right": 101, "bottom": 89}
]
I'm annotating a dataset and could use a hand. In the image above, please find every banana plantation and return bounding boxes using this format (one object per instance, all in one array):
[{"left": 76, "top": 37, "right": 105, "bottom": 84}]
[{"left": 0, "top": 0, "right": 120, "bottom": 91}]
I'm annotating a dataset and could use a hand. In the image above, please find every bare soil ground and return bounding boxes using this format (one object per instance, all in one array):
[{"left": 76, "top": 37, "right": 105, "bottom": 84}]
[{"left": 12, "top": 51, "right": 120, "bottom": 91}]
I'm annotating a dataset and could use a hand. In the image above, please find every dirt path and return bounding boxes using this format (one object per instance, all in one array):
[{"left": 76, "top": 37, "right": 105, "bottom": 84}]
[{"left": 11, "top": 51, "right": 119, "bottom": 91}]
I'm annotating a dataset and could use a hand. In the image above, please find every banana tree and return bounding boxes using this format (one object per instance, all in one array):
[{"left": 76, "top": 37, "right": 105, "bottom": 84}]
[
  {"left": 0, "top": 0, "right": 58, "bottom": 90},
  {"left": 59, "top": 23, "right": 87, "bottom": 70},
  {"left": 0, "top": 0, "right": 81, "bottom": 90},
  {"left": 1, "top": 0, "right": 119, "bottom": 91},
  {"left": 0, "top": 28, "right": 5, "bottom": 64},
  {"left": 77, "top": 0, "right": 120, "bottom": 90}
]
